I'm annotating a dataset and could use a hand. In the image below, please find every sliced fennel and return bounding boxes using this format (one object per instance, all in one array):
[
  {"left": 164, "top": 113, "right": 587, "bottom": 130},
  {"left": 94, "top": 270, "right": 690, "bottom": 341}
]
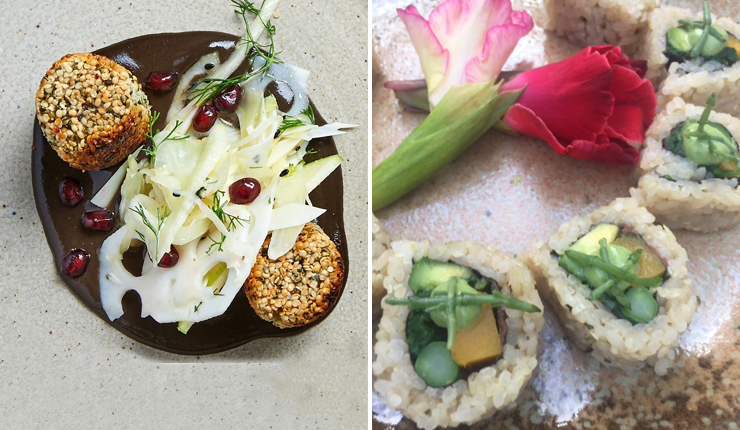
[
  {"left": 96, "top": 0, "right": 356, "bottom": 330},
  {"left": 98, "top": 89, "right": 354, "bottom": 326},
  {"left": 166, "top": 52, "right": 221, "bottom": 124}
]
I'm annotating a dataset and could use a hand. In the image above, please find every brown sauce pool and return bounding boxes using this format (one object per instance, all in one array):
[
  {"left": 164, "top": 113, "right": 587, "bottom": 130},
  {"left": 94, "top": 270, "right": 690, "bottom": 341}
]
[{"left": 31, "top": 31, "right": 347, "bottom": 355}]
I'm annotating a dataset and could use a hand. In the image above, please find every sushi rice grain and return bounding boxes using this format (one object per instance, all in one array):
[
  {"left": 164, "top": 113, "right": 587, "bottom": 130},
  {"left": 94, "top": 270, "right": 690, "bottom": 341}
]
[
  {"left": 639, "top": 7, "right": 740, "bottom": 116},
  {"left": 541, "top": 0, "right": 659, "bottom": 57},
  {"left": 373, "top": 241, "right": 544, "bottom": 429},
  {"left": 631, "top": 97, "right": 740, "bottom": 232},
  {"left": 527, "top": 198, "right": 698, "bottom": 375}
]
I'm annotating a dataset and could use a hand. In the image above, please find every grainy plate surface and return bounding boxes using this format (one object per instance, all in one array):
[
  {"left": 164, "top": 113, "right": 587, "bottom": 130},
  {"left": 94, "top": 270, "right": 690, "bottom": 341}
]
[
  {"left": 372, "top": 0, "right": 740, "bottom": 428},
  {"left": 32, "top": 31, "right": 348, "bottom": 355}
]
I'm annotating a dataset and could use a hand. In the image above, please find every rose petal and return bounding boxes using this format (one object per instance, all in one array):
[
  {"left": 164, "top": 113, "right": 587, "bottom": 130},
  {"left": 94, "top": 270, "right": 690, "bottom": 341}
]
[
  {"left": 565, "top": 137, "right": 641, "bottom": 165},
  {"left": 502, "top": 103, "right": 567, "bottom": 155},
  {"left": 604, "top": 65, "right": 657, "bottom": 145},
  {"left": 502, "top": 49, "right": 614, "bottom": 143}
]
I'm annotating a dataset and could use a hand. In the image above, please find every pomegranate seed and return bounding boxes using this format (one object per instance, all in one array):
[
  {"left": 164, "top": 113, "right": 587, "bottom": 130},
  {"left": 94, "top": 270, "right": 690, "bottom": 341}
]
[
  {"left": 61, "top": 249, "right": 89, "bottom": 278},
  {"left": 229, "top": 178, "right": 261, "bottom": 204},
  {"left": 192, "top": 104, "right": 217, "bottom": 132},
  {"left": 143, "top": 71, "right": 179, "bottom": 92},
  {"left": 213, "top": 85, "right": 242, "bottom": 113},
  {"left": 157, "top": 245, "right": 179, "bottom": 268},
  {"left": 80, "top": 210, "right": 115, "bottom": 231},
  {"left": 59, "top": 177, "right": 83, "bottom": 206}
]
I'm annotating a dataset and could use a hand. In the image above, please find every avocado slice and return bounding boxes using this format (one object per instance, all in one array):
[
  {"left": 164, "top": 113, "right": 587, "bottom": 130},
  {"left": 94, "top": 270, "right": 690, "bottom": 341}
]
[
  {"left": 568, "top": 224, "right": 619, "bottom": 256},
  {"left": 408, "top": 258, "right": 475, "bottom": 294}
]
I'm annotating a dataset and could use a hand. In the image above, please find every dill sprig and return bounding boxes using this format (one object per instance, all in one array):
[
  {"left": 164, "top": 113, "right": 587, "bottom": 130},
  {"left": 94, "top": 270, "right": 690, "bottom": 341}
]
[
  {"left": 207, "top": 233, "right": 227, "bottom": 254},
  {"left": 277, "top": 106, "right": 317, "bottom": 134},
  {"left": 190, "top": 0, "right": 282, "bottom": 105},
  {"left": 130, "top": 204, "right": 170, "bottom": 260},
  {"left": 210, "top": 190, "right": 248, "bottom": 231},
  {"left": 143, "top": 111, "right": 188, "bottom": 164}
]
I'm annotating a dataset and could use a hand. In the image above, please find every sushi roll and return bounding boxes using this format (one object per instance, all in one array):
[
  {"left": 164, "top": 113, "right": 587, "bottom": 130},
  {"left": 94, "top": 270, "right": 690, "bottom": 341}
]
[
  {"left": 639, "top": 1, "right": 740, "bottom": 115},
  {"left": 541, "top": 0, "right": 659, "bottom": 57},
  {"left": 373, "top": 241, "right": 543, "bottom": 430},
  {"left": 372, "top": 214, "right": 391, "bottom": 311},
  {"left": 631, "top": 95, "right": 740, "bottom": 232},
  {"left": 527, "top": 198, "right": 698, "bottom": 375}
]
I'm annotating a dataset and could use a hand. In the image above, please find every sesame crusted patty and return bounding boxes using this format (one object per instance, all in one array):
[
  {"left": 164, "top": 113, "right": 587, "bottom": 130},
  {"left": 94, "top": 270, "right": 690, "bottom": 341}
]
[
  {"left": 35, "top": 53, "right": 150, "bottom": 171},
  {"left": 245, "top": 222, "right": 344, "bottom": 329}
]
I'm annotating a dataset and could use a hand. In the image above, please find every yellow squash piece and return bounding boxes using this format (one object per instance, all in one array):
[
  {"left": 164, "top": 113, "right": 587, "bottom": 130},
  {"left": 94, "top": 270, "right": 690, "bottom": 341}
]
[
  {"left": 612, "top": 233, "right": 667, "bottom": 279},
  {"left": 719, "top": 159, "right": 738, "bottom": 171},
  {"left": 451, "top": 305, "right": 502, "bottom": 369},
  {"left": 726, "top": 35, "right": 740, "bottom": 56}
]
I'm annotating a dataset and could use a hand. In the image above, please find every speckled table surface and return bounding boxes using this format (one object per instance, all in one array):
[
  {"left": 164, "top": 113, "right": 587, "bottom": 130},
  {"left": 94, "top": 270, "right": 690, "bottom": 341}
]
[
  {"left": 373, "top": 0, "right": 740, "bottom": 429},
  {"left": 0, "top": 1, "right": 367, "bottom": 428}
]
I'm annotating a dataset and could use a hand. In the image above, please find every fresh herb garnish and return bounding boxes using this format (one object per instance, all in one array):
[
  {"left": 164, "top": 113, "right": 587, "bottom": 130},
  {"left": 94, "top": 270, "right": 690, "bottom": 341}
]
[
  {"left": 143, "top": 111, "right": 188, "bottom": 164},
  {"left": 277, "top": 106, "right": 318, "bottom": 134},
  {"left": 207, "top": 233, "right": 227, "bottom": 254},
  {"left": 194, "top": 301, "right": 203, "bottom": 312},
  {"left": 210, "top": 190, "right": 248, "bottom": 231},
  {"left": 130, "top": 204, "right": 170, "bottom": 260},
  {"left": 190, "top": 0, "right": 281, "bottom": 105}
]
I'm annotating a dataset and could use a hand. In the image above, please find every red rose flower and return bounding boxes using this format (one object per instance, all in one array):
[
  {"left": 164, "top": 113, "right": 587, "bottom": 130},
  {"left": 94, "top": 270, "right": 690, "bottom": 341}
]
[{"left": 500, "top": 45, "right": 656, "bottom": 165}]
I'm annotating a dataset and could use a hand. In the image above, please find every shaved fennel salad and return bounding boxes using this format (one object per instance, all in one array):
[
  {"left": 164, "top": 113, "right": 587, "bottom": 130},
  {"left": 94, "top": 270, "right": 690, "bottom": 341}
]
[{"left": 91, "top": 0, "right": 355, "bottom": 333}]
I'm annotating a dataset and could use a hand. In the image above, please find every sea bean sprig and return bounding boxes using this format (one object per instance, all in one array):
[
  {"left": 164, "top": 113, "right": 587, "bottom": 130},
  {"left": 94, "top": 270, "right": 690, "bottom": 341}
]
[
  {"left": 689, "top": 1, "right": 714, "bottom": 58},
  {"left": 386, "top": 283, "right": 540, "bottom": 348},
  {"left": 564, "top": 250, "right": 663, "bottom": 288}
]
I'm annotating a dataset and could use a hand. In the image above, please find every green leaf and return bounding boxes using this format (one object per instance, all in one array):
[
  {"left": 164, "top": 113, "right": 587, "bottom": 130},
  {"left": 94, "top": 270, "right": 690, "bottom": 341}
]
[
  {"left": 406, "top": 308, "right": 447, "bottom": 361},
  {"left": 372, "top": 82, "right": 523, "bottom": 211},
  {"left": 665, "top": 123, "right": 686, "bottom": 157}
]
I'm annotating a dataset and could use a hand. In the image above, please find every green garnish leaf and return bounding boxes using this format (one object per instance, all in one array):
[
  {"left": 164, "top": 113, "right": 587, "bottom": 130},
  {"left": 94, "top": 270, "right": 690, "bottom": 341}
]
[{"left": 190, "top": 0, "right": 282, "bottom": 105}]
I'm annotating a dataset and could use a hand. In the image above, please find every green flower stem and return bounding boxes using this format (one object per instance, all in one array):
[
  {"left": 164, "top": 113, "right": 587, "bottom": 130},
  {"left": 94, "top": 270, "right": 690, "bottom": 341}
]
[
  {"left": 372, "top": 82, "right": 523, "bottom": 211},
  {"left": 564, "top": 250, "right": 663, "bottom": 288}
]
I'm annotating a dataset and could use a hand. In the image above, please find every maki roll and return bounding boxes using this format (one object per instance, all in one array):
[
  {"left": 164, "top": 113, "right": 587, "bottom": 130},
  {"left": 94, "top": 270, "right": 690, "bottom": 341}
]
[
  {"left": 528, "top": 198, "right": 698, "bottom": 375},
  {"left": 541, "top": 0, "right": 659, "bottom": 57},
  {"left": 373, "top": 241, "right": 543, "bottom": 430},
  {"left": 640, "top": 1, "right": 740, "bottom": 115},
  {"left": 372, "top": 214, "right": 391, "bottom": 311},
  {"left": 631, "top": 95, "right": 740, "bottom": 232}
]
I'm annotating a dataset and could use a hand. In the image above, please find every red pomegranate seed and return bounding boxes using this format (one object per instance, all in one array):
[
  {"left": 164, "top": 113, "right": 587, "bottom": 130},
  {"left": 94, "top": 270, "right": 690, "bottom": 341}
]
[
  {"left": 213, "top": 85, "right": 242, "bottom": 113},
  {"left": 80, "top": 210, "right": 115, "bottom": 231},
  {"left": 229, "top": 178, "right": 261, "bottom": 204},
  {"left": 157, "top": 245, "right": 180, "bottom": 268},
  {"left": 193, "top": 104, "right": 218, "bottom": 132},
  {"left": 61, "top": 249, "right": 89, "bottom": 278},
  {"left": 59, "top": 177, "right": 83, "bottom": 206},
  {"left": 143, "top": 71, "right": 179, "bottom": 92}
]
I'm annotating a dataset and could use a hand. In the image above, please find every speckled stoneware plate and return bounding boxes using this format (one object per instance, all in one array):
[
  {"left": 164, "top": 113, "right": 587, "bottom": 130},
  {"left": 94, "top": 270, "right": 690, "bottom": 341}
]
[
  {"left": 32, "top": 31, "right": 347, "bottom": 355},
  {"left": 372, "top": 0, "right": 740, "bottom": 428}
]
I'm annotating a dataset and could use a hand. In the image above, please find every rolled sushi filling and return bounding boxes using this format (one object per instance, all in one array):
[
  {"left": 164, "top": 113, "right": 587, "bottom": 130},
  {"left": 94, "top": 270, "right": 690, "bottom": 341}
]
[
  {"left": 557, "top": 224, "right": 667, "bottom": 324},
  {"left": 385, "top": 258, "right": 540, "bottom": 388},
  {"left": 663, "top": 93, "right": 740, "bottom": 179},
  {"left": 665, "top": 1, "right": 740, "bottom": 68}
]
